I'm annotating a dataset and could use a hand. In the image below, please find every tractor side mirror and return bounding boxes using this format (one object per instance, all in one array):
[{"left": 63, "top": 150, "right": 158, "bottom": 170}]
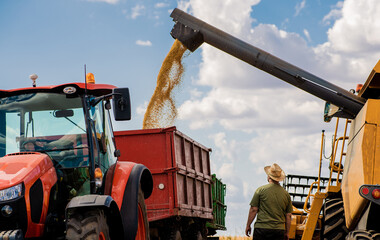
[{"left": 112, "top": 88, "right": 131, "bottom": 121}]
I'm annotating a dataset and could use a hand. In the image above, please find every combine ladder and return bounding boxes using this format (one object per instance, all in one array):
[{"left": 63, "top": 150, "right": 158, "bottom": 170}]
[{"left": 300, "top": 118, "right": 350, "bottom": 240}]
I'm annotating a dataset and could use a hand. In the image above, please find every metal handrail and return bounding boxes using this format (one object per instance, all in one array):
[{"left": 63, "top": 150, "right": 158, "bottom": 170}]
[
  {"left": 327, "top": 119, "right": 350, "bottom": 189},
  {"left": 303, "top": 118, "right": 350, "bottom": 213},
  {"left": 303, "top": 181, "right": 319, "bottom": 213}
]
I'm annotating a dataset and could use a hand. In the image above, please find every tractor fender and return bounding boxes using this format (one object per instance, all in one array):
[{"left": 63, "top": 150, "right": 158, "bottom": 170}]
[
  {"left": 65, "top": 195, "right": 124, "bottom": 239},
  {"left": 111, "top": 162, "right": 153, "bottom": 240}
]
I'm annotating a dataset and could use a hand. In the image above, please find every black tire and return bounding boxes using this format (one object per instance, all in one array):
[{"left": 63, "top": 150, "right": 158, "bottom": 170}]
[
  {"left": 66, "top": 208, "right": 110, "bottom": 240},
  {"left": 321, "top": 198, "right": 348, "bottom": 240},
  {"left": 346, "top": 230, "right": 380, "bottom": 240},
  {"left": 194, "top": 231, "right": 204, "bottom": 240},
  {"left": 207, "top": 228, "right": 217, "bottom": 236},
  {"left": 183, "top": 223, "right": 206, "bottom": 240},
  {"left": 372, "top": 232, "right": 380, "bottom": 240},
  {"left": 165, "top": 228, "right": 182, "bottom": 240},
  {"left": 182, "top": 230, "right": 202, "bottom": 240}
]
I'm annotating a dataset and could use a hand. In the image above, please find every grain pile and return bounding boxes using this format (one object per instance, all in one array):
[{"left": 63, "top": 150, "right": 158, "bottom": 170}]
[{"left": 143, "top": 39, "right": 188, "bottom": 129}]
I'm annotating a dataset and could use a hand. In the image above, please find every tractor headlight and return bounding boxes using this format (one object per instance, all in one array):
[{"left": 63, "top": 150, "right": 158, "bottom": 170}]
[{"left": 0, "top": 183, "right": 23, "bottom": 202}]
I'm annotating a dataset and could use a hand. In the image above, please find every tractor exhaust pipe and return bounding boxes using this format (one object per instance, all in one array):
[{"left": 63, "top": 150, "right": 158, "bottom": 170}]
[{"left": 170, "top": 8, "right": 365, "bottom": 118}]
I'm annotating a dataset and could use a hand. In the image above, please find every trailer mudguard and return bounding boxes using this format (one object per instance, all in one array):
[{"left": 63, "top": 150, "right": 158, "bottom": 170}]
[
  {"left": 65, "top": 195, "right": 124, "bottom": 239},
  {"left": 111, "top": 162, "right": 153, "bottom": 240}
]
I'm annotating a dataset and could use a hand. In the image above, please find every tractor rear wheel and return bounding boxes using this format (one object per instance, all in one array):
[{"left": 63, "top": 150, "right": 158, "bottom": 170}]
[
  {"left": 66, "top": 208, "right": 110, "bottom": 240},
  {"left": 135, "top": 186, "right": 150, "bottom": 240},
  {"left": 321, "top": 198, "right": 348, "bottom": 240},
  {"left": 346, "top": 230, "right": 380, "bottom": 240}
]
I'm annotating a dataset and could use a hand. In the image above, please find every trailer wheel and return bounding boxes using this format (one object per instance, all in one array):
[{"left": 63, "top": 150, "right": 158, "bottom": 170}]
[
  {"left": 183, "top": 229, "right": 204, "bottom": 240},
  {"left": 194, "top": 231, "right": 204, "bottom": 240},
  {"left": 135, "top": 186, "right": 150, "bottom": 240},
  {"left": 66, "top": 208, "right": 110, "bottom": 240},
  {"left": 346, "top": 230, "right": 380, "bottom": 240},
  {"left": 165, "top": 228, "right": 182, "bottom": 240},
  {"left": 321, "top": 198, "right": 348, "bottom": 240}
]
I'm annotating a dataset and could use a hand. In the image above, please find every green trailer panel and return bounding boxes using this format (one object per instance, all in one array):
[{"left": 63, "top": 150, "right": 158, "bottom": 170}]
[{"left": 207, "top": 174, "right": 227, "bottom": 232}]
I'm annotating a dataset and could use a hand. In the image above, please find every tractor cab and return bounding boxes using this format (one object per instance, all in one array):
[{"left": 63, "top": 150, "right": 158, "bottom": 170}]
[
  {"left": 0, "top": 78, "right": 137, "bottom": 239},
  {"left": 0, "top": 80, "right": 130, "bottom": 194}
]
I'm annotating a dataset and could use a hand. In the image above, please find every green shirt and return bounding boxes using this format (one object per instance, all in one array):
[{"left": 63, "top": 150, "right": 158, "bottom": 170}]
[{"left": 250, "top": 183, "right": 293, "bottom": 230}]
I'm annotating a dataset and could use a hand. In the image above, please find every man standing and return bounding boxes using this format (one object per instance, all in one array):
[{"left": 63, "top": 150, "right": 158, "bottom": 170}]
[{"left": 245, "top": 163, "right": 292, "bottom": 240}]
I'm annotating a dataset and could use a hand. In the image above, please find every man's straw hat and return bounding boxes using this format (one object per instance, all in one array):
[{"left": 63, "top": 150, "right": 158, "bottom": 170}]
[{"left": 264, "top": 163, "right": 285, "bottom": 182}]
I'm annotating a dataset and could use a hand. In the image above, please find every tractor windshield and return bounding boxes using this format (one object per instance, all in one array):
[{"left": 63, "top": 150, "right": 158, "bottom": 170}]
[{"left": 0, "top": 92, "right": 89, "bottom": 168}]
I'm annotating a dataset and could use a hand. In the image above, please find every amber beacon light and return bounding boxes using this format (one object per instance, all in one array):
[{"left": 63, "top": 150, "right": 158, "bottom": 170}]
[{"left": 86, "top": 72, "right": 95, "bottom": 84}]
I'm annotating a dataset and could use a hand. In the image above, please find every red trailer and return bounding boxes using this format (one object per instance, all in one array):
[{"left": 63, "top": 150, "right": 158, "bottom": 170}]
[{"left": 115, "top": 127, "right": 214, "bottom": 239}]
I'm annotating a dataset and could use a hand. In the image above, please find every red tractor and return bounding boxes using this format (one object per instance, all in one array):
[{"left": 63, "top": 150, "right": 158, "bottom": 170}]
[{"left": 0, "top": 74, "right": 153, "bottom": 240}]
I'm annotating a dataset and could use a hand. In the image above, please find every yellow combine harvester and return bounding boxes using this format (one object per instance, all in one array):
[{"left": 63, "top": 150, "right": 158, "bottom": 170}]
[{"left": 169, "top": 8, "right": 380, "bottom": 240}]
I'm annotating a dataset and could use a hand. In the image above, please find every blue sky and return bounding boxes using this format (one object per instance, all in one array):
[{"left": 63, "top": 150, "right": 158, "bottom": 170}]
[{"left": 2, "top": 0, "right": 380, "bottom": 236}]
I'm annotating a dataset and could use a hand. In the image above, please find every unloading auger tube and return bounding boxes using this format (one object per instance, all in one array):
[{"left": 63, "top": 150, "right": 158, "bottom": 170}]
[{"left": 170, "top": 8, "right": 366, "bottom": 119}]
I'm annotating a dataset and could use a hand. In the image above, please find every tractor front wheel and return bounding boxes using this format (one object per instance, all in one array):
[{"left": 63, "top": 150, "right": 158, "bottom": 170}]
[{"left": 66, "top": 208, "right": 110, "bottom": 240}]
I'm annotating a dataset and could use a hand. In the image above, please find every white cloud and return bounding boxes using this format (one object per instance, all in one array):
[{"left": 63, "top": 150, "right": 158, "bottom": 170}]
[
  {"left": 179, "top": 0, "right": 380, "bottom": 133},
  {"left": 195, "top": 24, "right": 312, "bottom": 90},
  {"left": 179, "top": 87, "right": 323, "bottom": 132},
  {"left": 218, "top": 163, "right": 235, "bottom": 179},
  {"left": 324, "top": 0, "right": 380, "bottom": 55},
  {"left": 179, "top": 0, "right": 259, "bottom": 37},
  {"left": 189, "top": 88, "right": 203, "bottom": 99},
  {"left": 209, "top": 132, "right": 237, "bottom": 161},
  {"left": 295, "top": 0, "right": 306, "bottom": 16},
  {"left": 131, "top": 4, "right": 145, "bottom": 19},
  {"left": 136, "top": 40, "right": 152, "bottom": 47},
  {"left": 322, "top": 1, "right": 343, "bottom": 25},
  {"left": 303, "top": 29, "right": 311, "bottom": 42},
  {"left": 248, "top": 130, "right": 322, "bottom": 174},
  {"left": 313, "top": 0, "right": 380, "bottom": 87},
  {"left": 155, "top": 3, "right": 169, "bottom": 8},
  {"left": 136, "top": 101, "right": 148, "bottom": 115}
]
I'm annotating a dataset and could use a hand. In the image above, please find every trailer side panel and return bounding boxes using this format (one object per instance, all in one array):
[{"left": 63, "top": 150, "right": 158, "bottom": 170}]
[{"left": 114, "top": 127, "right": 213, "bottom": 222}]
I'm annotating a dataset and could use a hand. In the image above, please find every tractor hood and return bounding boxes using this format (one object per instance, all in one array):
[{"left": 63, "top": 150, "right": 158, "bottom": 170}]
[{"left": 0, "top": 152, "right": 54, "bottom": 189}]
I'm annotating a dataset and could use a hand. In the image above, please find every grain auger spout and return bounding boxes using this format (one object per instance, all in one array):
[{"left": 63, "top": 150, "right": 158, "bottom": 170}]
[{"left": 170, "top": 8, "right": 366, "bottom": 119}]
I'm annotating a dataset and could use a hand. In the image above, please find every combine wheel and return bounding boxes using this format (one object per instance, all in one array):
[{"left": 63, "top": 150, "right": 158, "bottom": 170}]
[
  {"left": 66, "top": 208, "right": 110, "bottom": 240},
  {"left": 373, "top": 232, "right": 380, "bottom": 240},
  {"left": 346, "top": 230, "right": 380, "bottom": 240},
  {"left": 321, "top": 198, "right": 348, "bottom": 240}
]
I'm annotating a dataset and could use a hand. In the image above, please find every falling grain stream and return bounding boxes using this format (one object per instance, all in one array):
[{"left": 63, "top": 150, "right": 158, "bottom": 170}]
[{"left": 143, "top": 39, "right": 188, "bottom": 129}]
